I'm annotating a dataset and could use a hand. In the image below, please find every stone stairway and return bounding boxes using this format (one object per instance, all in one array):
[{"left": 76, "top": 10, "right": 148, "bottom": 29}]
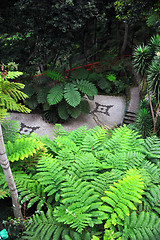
[{"left": 123, "top": 86, "right": 141, "bottom": 125}]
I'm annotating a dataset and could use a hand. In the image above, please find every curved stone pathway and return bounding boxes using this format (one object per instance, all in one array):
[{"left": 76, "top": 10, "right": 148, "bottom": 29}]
[{"left": 8, "top": 95, "right": 126, "bottom": 139}]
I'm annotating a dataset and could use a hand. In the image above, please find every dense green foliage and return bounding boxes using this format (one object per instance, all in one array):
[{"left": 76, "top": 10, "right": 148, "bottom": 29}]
[
  {"left": 0, "top": 124, "right": 160, "bottom": 239},
  {"left": 0, "top": 69, "right": 30, "bottom": 122}
]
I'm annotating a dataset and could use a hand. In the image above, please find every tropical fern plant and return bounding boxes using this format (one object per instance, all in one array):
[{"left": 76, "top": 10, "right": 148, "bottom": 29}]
[
  {"left": 23, "top": 69, "right": 97, "bottom": 123},
  {"left": 46, "top": 70, "right": 97, "bottom": 122},
  {"left": 1, "top": 124, "right": 160, "bottom": 239}
]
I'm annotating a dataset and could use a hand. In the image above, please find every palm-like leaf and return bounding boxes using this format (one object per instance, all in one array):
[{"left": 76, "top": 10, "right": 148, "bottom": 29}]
[
  {"left": 57, "top": 101, "right": 69, "bottom": 120},
  {"left": 64, "top": 83, "right": 81, "bottom": 107},
  {"left": 67, "top": 104, "right": 81, "bottom": 118},
  {"left": 47, "top": 84, "right": 64, "bottom": 105},
  {"left": 76, "top": 79, "right": 97, "bottom": 96}
]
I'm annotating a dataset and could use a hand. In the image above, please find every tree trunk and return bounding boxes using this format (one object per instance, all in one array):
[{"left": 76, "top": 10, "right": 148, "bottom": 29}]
[
  {"left": 120, "top": 22, "right": 129, "bottom": 58},
  {"left": 148, "top": 93, "right": 157, "bottom": 133},
  {"left": 0, "top": 123, "right": 23, "bottom": 220}
]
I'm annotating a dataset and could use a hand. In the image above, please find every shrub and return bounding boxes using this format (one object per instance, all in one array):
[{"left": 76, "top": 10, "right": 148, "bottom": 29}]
[{"left": 1, "top": 125, "right": 160, "bottom": 239}]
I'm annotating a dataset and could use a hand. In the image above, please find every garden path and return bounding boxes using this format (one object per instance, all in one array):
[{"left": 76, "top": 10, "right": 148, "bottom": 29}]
[
  {"left": 123, "top": 87, "right": 141, "bottom": 124},
  {"left": 8, "top": 95, "right": 126, "bottom": 139}
]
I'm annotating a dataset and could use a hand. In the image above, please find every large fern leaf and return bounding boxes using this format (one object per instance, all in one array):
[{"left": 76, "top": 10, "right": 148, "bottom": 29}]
[
  {"left": 122, "top": 211, "right": 160, "bottom": 239},
  {"left": 57, "top": 101, "right": 69, "bottom": 120},
  {"left": 99, "top": 169, "right": 144, "bottom": 226},
  {"left": 64, "top": 83, "right": 81, "bottom": 107},
  {"left": 76, "top": 79, "right": 97, "bottom": 96},
  {"left": 54, "top": 175, "right": 102, "bottom": 233},
  {"left": 47, "top": 84, "right": 64, "bottom": 105},
  {"left": 67, "top": 104, "right": 81, "bottom": 118},
  {"left": 5, "top": 135, "right": 44, "bottom": 162}
]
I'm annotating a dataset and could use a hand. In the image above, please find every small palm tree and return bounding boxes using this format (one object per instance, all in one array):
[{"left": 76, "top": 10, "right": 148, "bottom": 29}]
[
  {"left": 133, "top": 34, "right": 160, "bottom": 133},
  {"left": 0, "top": 66, "right": 30, "bottom": 219}
]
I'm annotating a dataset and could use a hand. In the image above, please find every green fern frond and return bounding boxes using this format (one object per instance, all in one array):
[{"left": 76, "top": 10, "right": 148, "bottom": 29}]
[
  {"left": 0, "top": 108, "right": 9, "bottom": 122},
  {"left": 5, "top": 71, "right": 23, "bottom": 79},
  {"left": 122, "top": 211, "right": 160, "bottom": 239},
  {"left": 45, "top": 70, "right": 64, "bottom": 81},
  {"left": 15, "top": 174, "right": 48, "bottom": 210},
  {"left": 141, "top": 185, "right": 160, "bottom": 214},
  {"left": 140, "top": 160, "right": 160, "bottom": 184},
  {"left": 2, "top": 119, "right": 20, "bottom": 143},
  {"left": 64, "top": 83, "right": 81, "bottom": 107},
  {"left": 71, "top": 153, "right": 99, "bottom": 181},
  {"left": 80, "top": 134, "right": 102, "bottom": 152},
  {"left": 1, "top": 81, "right": 28, "bottom": 101},
  {"left": 57, "top": 101, "right": 69, "bottom": 120},
  {"left": 103, "top": 125, "right": 144, "bottom": 154},
  {"left": 54, "top": 175, "right": 102, "bottom": 233},
  {"left": 0, "top": 188, "right": 10, "bottom": 199},
  {"left": 36, "top": 154, "right": 65, "bottom": 200},
  {"left": 76, "top": 79, "right": 97, "bottom": 96},
  {"left": 66, "top": 125, "right": 87, "bottom": 146},
  {"left": 23, "top": 208, "right": 91, "bottom": 240},
  {"left": 104, "top": 151, "right": 146, "bottom": 171},
  {"left": 47, "top": 84, "right": 64, "bottom": 105},
  {"left": 66, "top": 104, "right": 81, "bottom": 118},
  {"left": 91, "top": 170, "right": 123, "bottom": 197},
  {"left": 143, "top": 135, "right": 160, "bottom": 159},
  {"left": 55, "top": 136, "right": 79, "bottom": 153},
  {"left": 52, "top": 124, "right": 68, "bottom": 139},
  {"left": 22, "top": 209, "right": 58, "bottom": 239},
  {"left": 99, "top": 169, "right": 144, "bottom": 225},
  {"left": 5, "top": 135, "right": 44, "bottom": 162}
]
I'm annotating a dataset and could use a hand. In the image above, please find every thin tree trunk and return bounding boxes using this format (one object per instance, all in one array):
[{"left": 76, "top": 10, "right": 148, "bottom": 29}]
[
  {"left": 148, "top": 93, "right": 156, "bottom": 133},
  {"left": 0, "top": 123, "right": 23, "bottom": 220},
  {"left": 120, "top": 22, "right": 129, "bottom": 58},
  {"left": 154, "top": 105, "right": 160, "bottom": 133}
]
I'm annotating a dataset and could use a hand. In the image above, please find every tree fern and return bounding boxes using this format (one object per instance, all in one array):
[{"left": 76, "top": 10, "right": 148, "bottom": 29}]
[
  {"left": 101, "top": 151, "right": 146, "bottom": 171},
  {"left": 5, "top": 71, "right": 23, "bottom": 79},
  {"left": 70, "top": 153, "right": 99, "bottom": 181},
  {"left": 140, "top": 160, "right": 160, "bottom": 184},
  {"left": 66, "top": 125, "right": 87, "bottom": 146},
  {"left": 141, "top": 185, "right": 160, "bottom": 214},
  {"left": 45, "top": 70, "right": 64, "bottom": 81}
]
